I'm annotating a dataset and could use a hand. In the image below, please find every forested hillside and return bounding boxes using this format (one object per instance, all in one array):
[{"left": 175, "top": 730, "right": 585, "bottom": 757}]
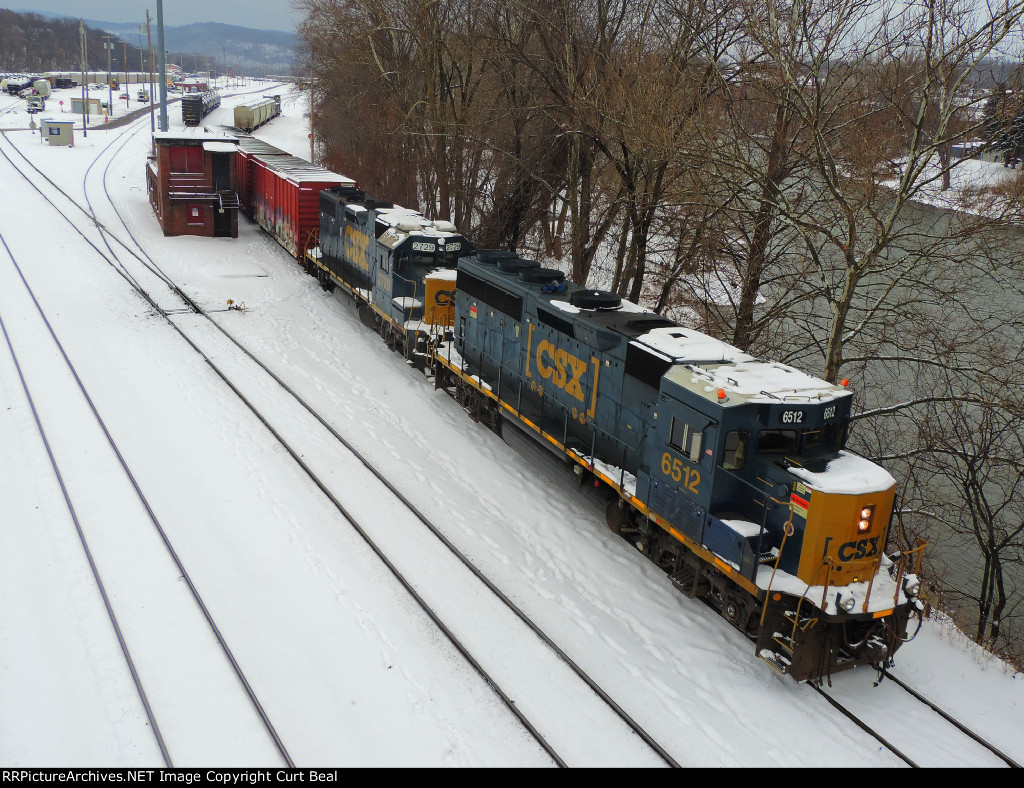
[{"left": 0, "top": 8, "right": 298, "bottom": 76}]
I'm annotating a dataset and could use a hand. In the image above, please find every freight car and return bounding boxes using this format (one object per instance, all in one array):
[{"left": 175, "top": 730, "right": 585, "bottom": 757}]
[
  {"left": 424, "top": 252, "right": 925, "bottom": 682},
  {"left": 236, "top": 137, "right": 355, "bottom": 260},
  {"left": 234, "top": 96, "right": 281, "bottom": 133},
  {"left": 181, "top": 90, "right": 221, "bottom": 126}
]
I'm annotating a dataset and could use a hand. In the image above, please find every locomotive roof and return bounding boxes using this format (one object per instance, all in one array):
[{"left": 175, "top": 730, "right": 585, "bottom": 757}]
[
  {"left": 474, "top": 262, "right": 849, "bottom": 406},
  {"left": 374, "top": 207, "right": 467, "bottom": 249}
]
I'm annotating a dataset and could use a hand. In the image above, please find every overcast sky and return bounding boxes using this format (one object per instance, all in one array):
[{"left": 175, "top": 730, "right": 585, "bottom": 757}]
[{"left": 7, "top": 2, "right": 303, "bottom": 32}]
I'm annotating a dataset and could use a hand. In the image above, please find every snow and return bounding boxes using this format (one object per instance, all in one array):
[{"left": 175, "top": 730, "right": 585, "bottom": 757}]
[
  {"left": 0, "top": 81, "right": 1022, "bottom": 768},
  {"left": 788, "top": 450, "right": 898, "bottom": 494}
]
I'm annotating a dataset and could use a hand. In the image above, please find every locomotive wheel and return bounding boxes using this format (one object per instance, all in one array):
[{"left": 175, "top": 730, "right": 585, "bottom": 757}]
[
  {"left": 606, "top": 499, "right": 628, "bottom": 535},
  {"left": 357, "top": 304, "right": 377, "bottom": 330}
]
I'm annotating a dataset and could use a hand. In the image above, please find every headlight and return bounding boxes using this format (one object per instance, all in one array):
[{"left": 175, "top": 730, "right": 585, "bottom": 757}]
[
  {"left": 903, "top": 576, "right": 921, "bottom": 598},
  {"left": 857, "top": 504, "right": 875, "bottom": 533},
  {"left": 836, "top": 591, "right": 856, "bottom": 612}
]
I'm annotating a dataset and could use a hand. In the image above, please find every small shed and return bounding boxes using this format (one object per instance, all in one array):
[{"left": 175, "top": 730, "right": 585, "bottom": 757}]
[
  {"left": 147, "top": 132, "right": 241, "bottom": 238},
  {"left": 70, "top": 96, "right": 103, "bottom": 116},
  {"left": 41, "top": 118, "right": 74, "bottom": 147}
]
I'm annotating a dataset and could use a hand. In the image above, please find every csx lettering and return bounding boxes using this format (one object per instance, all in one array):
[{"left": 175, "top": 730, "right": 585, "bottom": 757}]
[
  {"left": 536, "top": 340, "right": 586, "bottom": 401},
  {"left": 837, "top": 536, "right": 880, "bottom": 561},
  {"left": 344, "top": 226, "right": 371, "bottom": 272},
  {"left": 434, "top": 289, "right": 455, "bottom": 306}
]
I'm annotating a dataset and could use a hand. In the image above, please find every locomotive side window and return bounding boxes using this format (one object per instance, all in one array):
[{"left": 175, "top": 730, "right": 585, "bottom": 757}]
[
  {"left": 722, "top": 430, "right": 748, "bottom": 470},
  {"left": 804, "top": 425, "right": 832, "bottom": 449},
  {"left": 757, "top": 429, "right": 797, "bottom": 453},
  {"left": 669, "top": 417, "right": 702, "bottom": 462}
]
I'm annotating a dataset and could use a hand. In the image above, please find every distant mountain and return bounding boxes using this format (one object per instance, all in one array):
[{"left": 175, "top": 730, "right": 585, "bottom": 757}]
[
  {"left": 9, "top": 9, "right": 300, "bottom": 76},
  {"left": 98, "top": 21, "right": 300, "bottom": 77}
]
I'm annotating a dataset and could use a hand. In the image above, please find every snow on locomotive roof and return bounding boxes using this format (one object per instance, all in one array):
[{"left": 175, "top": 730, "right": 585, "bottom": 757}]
[
  {"left": 638, "top": 325, "right": 754, "bottom": 365},
  {"left": 376, "top": 207, "right": 461, "bottom": 234},
  {"left": 638, "top": 325, "right": 847, "bottom": 404}
]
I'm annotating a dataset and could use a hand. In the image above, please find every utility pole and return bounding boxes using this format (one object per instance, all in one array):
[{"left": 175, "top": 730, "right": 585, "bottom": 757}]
[
  {"left": 123, "top": 40, "right": 128, "bottom": 107},
  {"left": 157, "top": 0, "right": 168, "bottom": 132},
  {"left": 146, "top": 11, "right": 155, "bottom": 149},
  {"left": 79, "top": 19, "right": 87, "bottom": 137},
  {"left": 104, "top": 35, "right": 114, "bottom": 117},
  {"left": 309, "top": 65, "right": 314, "bottom": 164}
]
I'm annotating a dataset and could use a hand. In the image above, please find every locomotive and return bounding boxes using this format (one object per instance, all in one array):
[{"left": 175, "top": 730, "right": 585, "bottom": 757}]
[
  {"left": 432, "top": 255, "right": 925, "bottom": 682},
  {"left": 309, "top": 185, "right": 473, "bottom": 366},
  {"left": 236, "top": 147, "right": 925, "bottom": 683}
]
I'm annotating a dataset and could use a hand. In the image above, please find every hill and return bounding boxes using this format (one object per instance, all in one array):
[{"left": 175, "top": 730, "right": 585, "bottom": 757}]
[{"left": 0, "top": 8, "right": 299, "bottom": 76}]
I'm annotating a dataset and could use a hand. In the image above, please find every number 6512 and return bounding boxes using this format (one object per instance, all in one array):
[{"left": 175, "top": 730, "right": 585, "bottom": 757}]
[{"left": 661, "top": 452, "right": 700, "bottom": 494}]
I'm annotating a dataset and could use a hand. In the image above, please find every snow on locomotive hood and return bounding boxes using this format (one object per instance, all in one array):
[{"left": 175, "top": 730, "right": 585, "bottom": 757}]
[{"left": 787, "top": 450, "right": 897, "bottom": 494}]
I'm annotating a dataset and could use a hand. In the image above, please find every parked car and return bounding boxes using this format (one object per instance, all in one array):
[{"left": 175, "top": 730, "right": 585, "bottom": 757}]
[{"left": 119, "top": 92, "right": 129, "bottom": 100}]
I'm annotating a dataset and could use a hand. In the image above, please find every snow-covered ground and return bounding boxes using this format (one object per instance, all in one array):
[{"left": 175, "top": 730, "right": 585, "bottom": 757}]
[{"left": 0, "top": 80, "right": 1021, "bottom": 768}]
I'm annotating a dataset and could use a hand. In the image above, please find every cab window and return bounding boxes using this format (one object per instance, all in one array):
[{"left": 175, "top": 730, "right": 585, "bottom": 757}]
[
  {"left": 722, "top": 430, "right": 748, "bottom": 470},
  {"left": 669, "top": 417, "right": 702, "bottom": 462},
  {"left": 804, "top": 425, "right": 833, "bottom": 450},
  {"left": 757, "top": 430, "right": 797, "bottom": 453}
]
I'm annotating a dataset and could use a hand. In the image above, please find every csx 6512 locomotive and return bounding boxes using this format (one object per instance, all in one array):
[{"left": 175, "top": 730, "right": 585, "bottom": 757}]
[{"left": 428, "top": 254, "right": 924, "bottom": 682}]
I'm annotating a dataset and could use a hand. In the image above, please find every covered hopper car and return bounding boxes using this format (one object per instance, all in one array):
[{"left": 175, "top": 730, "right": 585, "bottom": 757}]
[{"left": 234, "top": 96, "right": 281, "bottom": 133}]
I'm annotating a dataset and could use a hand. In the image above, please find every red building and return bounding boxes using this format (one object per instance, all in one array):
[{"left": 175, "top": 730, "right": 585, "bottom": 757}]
[{"left": 147, "top": 132, "right": 241, "bottom": 238}]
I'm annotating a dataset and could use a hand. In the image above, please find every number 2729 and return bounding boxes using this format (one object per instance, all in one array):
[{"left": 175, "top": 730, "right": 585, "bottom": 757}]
[{"left": 661, "top": 452, "right": 700, "bottom": 494}]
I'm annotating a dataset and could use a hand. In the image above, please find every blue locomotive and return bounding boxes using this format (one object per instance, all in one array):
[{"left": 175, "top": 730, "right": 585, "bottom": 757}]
[
  {"left": 310, "top": 185, "right": 474, "bottom": 366},
  {"left": 424, "top": 252, "right": 924, "bottom": 682}
]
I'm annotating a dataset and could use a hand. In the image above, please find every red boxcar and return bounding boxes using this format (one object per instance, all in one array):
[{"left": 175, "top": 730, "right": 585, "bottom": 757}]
[
  {"left": 236, "top": 138, "right": 355, "bottom": 261},
  {"left": 236, "top": 137, "right": 289, "bottom": 216}
]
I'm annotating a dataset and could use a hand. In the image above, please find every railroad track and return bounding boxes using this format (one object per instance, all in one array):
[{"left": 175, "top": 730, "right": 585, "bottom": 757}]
[
  {"left": 0, "top": 110, "right": 680, "bottom": 766},
  {"left": 811, "top": 669, "right": 1020, "bottom": 767}
]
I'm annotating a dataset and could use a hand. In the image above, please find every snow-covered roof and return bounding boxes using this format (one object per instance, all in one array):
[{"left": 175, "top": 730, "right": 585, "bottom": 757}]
[
  {"left": 154, "top": 131, "right": 239, "bottom": 143},
  {"left": 374, "top": 207, "right": 466, "bottom": 250},
  {"left": 203, "top": 141, "right": 238, "bottom": 153}
]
